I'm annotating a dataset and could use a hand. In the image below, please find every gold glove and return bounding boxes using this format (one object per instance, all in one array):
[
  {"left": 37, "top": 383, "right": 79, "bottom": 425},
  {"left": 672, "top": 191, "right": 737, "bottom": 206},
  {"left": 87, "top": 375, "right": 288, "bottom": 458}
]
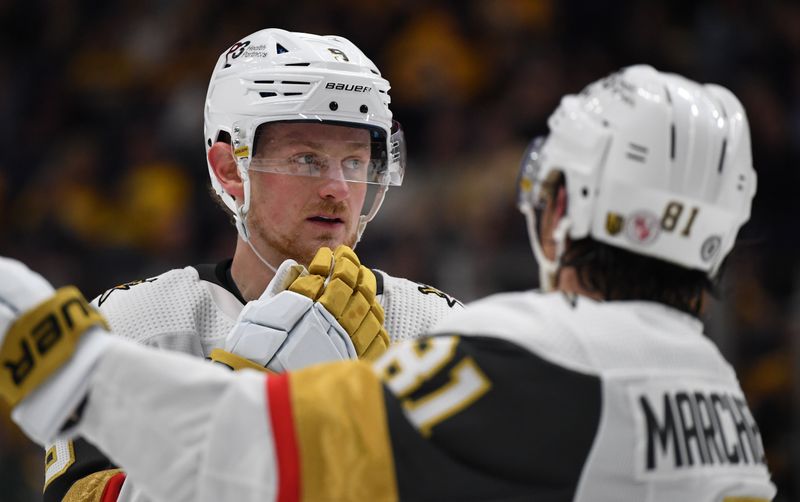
[{"left": 289, "top": 246, "right": 389, "bottom": 360}]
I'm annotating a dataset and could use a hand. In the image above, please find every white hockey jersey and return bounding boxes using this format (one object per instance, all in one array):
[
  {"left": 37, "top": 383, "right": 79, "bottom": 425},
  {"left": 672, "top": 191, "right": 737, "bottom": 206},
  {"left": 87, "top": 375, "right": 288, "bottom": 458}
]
[
  {"left": 47, "top": 291, "right": 775, "bottom": 501},
  {"left": 421, "top": 292, "right": 777, "bottom": 501},
  {"left": 43, "top": 259, "right": 462, "bottom": 502},
  {"left": 93, "top": 260, "right": 461, "bottom": 356}
]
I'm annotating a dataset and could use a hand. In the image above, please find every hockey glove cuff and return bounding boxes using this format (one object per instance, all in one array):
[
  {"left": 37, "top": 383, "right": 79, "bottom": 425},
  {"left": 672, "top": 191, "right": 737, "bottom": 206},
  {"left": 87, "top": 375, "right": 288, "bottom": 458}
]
[
  {"left": 218, "top": 289, "right": 356, "bottom": 373},
  {"left": 0, "top": 257, "right": 114, "bottom": 445}
]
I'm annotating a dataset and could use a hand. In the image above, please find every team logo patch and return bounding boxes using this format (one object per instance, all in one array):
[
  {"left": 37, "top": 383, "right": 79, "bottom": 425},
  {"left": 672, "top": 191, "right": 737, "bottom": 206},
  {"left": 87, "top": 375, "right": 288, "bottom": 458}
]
[
  {"left": 625, "top": 210, "right": 660, "bottom": 245},
  {"left": 234, "top": 145, "right": 249, "bottom": 158},
  {"left": 418, "top": 285, "right": 461, "bottom": 308},
  {"left": 700, "top": 235, "right": 722, "bottom": 262},
  {"left": 606, "top": 212, "right": 625, "bottom": 236},
  {"left": 98, "top": 278, "right": 158, "bottom": 306}
]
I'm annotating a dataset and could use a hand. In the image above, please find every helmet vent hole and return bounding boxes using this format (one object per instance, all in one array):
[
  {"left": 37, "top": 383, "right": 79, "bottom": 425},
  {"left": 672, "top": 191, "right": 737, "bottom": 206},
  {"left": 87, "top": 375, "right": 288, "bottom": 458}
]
[
  {"left": 670, "top": 124, "right": 676, "bottom": 160},
  {"left": 370, "top": 69, "right": 379, "bottom": 75},
  {"left": 259, "top": 92, "right": 278, "bottom": 98},
  {"left": 254, "top": 80, "right": 275, "bottom": 84},
  {"left": 284, "top": 92, "right": 302, "bottom": 96},
  {"left": 284, "top": 62, "right": 310, "bottom": 67},
  {"left": 717, "top": 139, "right": 728, "bottom": 173},
  {"left": 626, "top": 142, "right": 648, "bottom": 163},
  {"left": 329, "top": 101, "right": 339, "bottom": 111},
  {"left": 360, "top": 105, "right": 369, "bottom": 113},
  {"left": 276, "top": 43, "right": 289, "bottom": 54},
  {"left": 281, "top": 81, "right": 310, "bottom": 85},
  {"left": 207, "top": 138, "right": 212, "bottom": 147},
  {"left": 582, "top": 187, "right": 589, "bottom": 197},
  {"left": 378, "top": 89, "right": 386, "bottom": 94}
]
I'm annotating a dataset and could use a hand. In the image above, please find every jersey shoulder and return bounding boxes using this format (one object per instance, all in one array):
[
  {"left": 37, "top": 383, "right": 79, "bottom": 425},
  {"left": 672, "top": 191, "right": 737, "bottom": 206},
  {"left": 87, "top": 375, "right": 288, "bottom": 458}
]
[
  {"left": 374, "top": 270, "right": 464, "bottom": 344},
  {"left": 430, "top": 291, "right": 599, "bottom": 373},
  {"left": 92, "top": 266, "right": 242, "bottom": 355},
  {"left": 93, "top": 266, "right": 195, "bottom": 309},
  {"left": 432, "top": 291, "right": 737, "bottom": 380},
  {"left": 377, "top": 293, "right": 773, "bottom": 500},
  {"left": 374, "top": 331, "right": 603, "bottom": 499}
]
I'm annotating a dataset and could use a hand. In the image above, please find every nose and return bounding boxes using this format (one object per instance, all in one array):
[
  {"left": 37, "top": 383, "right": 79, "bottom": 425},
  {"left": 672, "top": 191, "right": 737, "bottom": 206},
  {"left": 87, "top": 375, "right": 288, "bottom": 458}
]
[{"left": 317, "top": 167, "right": 351, "bottom": 200}]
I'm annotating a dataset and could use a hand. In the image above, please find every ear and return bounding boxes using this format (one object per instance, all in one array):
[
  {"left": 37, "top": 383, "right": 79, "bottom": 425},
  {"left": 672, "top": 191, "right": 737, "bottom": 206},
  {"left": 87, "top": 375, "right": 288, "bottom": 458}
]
[
  {"left": 554, "top": 185, "right": 568, "bottom": 221},
  {"left": 208, "top": 142, "right": 244, "bottom": 200}
]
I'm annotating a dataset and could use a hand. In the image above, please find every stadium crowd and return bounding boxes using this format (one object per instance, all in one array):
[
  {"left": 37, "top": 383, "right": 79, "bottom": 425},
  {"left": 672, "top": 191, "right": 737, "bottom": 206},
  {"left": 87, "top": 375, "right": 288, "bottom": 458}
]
[{"left": 0, "top": 1, "right": 797, "bottom": 499}]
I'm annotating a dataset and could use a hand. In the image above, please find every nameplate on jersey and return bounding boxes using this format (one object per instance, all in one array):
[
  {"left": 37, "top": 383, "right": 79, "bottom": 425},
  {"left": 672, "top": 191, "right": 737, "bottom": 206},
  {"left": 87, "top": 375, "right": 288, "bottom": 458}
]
[{"left": 628, "top": 380, "right": 767, "bottom": 480}]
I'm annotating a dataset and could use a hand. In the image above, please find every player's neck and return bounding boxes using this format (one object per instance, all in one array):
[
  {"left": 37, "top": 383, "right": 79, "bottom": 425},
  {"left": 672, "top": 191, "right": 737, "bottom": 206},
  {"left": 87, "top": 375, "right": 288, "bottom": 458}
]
[
  {"left": 230, "top": 237, "right": 277, "bottom": 301},
  {"left": 555, "top": 267, "right": 604, "bottom": 301},
  {"left": 556, "top": 266, "right": 706, "bottom": 314}
]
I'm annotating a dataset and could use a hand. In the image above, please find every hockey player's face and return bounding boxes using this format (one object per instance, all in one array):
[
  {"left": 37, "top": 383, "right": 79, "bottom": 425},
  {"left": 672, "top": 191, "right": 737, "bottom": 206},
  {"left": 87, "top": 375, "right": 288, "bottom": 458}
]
[
  {"left": 247, "top": 123, "right": 369, "bottom": 265},
  {"left": 536, "top": 172, "right": 565, "bottom": 262}
]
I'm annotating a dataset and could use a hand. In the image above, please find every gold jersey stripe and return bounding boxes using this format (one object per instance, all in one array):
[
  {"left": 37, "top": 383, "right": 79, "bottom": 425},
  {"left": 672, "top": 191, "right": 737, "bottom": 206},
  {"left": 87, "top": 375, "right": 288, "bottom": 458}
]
[
  {"left": 0, "top": 287, "right": 108, "bottom": 407},
  {"left": 290, "top": 361, "right": 398, "bottom": 502},
  {"left": 209, "top": 348, "right": 271, "bottom": 373},
  {"left": 62, "top": 468, "right": 123, "bottom": 502}
]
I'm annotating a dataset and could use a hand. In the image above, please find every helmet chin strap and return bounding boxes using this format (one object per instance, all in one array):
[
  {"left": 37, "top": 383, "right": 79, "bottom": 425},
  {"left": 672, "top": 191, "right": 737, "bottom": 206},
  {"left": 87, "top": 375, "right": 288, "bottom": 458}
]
[
  {"left": 234, "top": 206, "right": 278, "bottom": 275},
  {"left": 523, "top": 206, "right": 571, "bottom": 292},
  {"left": 234, "top": 168, "right": 278, "bottom": 275}
]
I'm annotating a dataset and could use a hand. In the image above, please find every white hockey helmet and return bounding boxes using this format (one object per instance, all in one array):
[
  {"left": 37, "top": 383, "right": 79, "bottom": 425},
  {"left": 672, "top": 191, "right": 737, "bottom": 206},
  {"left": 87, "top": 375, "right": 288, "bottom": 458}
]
[
  {"left": 518, "top": 65, "right": 755, "bottom": 289},
  {"left": 204, "top": 28, "right": 406, "bottom": 244}
]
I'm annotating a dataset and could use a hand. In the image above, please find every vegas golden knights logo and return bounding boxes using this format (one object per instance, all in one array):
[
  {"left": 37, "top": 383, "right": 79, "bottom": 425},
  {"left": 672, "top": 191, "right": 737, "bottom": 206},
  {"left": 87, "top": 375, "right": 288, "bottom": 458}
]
[
  {"left": 606, "top": 212, "right": 625, "bottom": 236},
  {"left": 98, "top": 278, "right": 158, "bottom": 306},
  {"left": 418, "top": 285, "right": 461, "bottom": 308}
]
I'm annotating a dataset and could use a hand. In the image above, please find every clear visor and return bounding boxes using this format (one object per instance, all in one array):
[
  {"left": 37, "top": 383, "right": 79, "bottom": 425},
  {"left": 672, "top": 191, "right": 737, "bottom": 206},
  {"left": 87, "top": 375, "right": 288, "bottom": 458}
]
[{"left": 239, "top": 120, "right": 406, "bottom": 186}]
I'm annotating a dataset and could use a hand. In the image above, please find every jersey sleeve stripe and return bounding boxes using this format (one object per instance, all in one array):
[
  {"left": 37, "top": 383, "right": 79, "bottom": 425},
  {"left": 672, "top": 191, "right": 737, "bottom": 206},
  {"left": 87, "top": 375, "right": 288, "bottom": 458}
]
[
  {"left": 289, "top": 361, "right": 399, "bottom": 501},
  {"left": 60, "top": 468, "right": 123, "bottom": 502},
  {"left": 100, "top": 471, "right": 126, "bottom": 502},
  {"left": 266, "top": 373, "right": 300, "bottom": 502}
]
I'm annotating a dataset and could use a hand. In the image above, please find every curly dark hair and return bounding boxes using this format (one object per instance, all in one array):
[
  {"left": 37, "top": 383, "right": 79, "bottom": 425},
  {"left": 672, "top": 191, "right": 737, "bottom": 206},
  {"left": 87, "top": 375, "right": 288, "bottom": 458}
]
[
  {"left": 544, "top": 172, "right": 717, "bottom": 316},
  {"left": 559, "top": 238, "right": 716, "bottom": 316}
]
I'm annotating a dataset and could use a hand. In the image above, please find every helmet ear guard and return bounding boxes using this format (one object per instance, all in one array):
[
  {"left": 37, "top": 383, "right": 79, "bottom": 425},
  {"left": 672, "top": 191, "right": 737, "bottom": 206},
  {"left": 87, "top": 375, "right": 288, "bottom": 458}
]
[{"left": 518, "top": 65, "right": 756, "bottom": 280}]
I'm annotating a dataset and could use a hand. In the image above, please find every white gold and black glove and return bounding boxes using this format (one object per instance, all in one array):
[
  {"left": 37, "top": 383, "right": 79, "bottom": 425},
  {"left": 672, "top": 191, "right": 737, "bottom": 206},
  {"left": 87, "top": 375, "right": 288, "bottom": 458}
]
[
  {"left": 210, "top": 245, "right": 390, "bottom": 373},
  {"left": 0, "top": 257, "right": 113, "bottom": 445}
]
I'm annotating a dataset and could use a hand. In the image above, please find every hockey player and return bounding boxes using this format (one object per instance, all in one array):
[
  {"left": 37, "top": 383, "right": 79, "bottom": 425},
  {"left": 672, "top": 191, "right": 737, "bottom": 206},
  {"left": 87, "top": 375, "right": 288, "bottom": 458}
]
[
  {"left": 40, "top": 29, "right": 462, "bottom": 501},
  {"left": 0, "top": 65, "right": 775, "bottom": 501}
]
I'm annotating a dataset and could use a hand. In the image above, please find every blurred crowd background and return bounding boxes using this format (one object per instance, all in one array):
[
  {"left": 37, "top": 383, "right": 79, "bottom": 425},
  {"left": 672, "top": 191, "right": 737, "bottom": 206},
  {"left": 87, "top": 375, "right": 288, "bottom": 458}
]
[{"left": 0, "top": 0, "right": 798, "bottom": 499}]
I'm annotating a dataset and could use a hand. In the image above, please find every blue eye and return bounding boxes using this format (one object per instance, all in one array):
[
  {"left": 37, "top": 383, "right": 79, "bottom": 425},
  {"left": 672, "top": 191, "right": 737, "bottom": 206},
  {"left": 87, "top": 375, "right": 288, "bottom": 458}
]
[
  {"left": 344, "top": 158, "right": 362, "bottom": 171},
  {"left": 291, "top": 153, "right": 325, "bottom": 175}
]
